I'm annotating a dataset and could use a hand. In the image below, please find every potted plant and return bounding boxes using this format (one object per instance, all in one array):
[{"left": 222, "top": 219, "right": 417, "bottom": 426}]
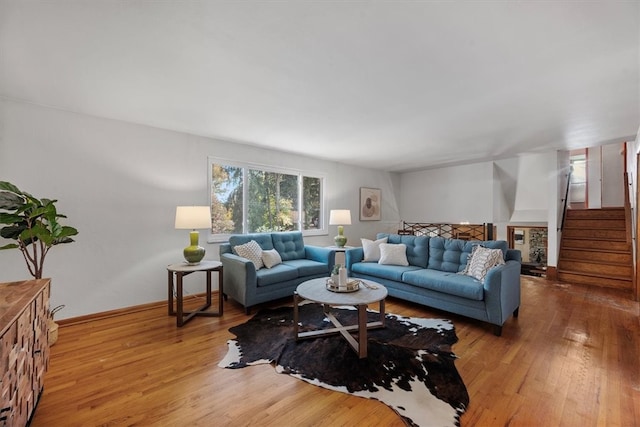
[{"left": 0, "top": 181, "right": 78, "bottom": 279}]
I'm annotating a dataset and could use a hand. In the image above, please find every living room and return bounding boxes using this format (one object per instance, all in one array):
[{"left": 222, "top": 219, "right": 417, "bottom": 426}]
[{"left": 1, "top": 2, "right": 639, "bottom": 426}]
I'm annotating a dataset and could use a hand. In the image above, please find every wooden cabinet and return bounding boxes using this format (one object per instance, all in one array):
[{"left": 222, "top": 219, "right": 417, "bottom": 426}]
[{"left": 0, "top": 279, "right": 50, "bottom": 427}]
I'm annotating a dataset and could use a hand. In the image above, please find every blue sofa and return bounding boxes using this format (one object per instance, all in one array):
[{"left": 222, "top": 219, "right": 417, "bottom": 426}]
[
  {"left": 219, "top": 231, "right": 335, "bottom": 314},
  {"left": 345, "top": 233, "right": 521, "bottom": 335}
]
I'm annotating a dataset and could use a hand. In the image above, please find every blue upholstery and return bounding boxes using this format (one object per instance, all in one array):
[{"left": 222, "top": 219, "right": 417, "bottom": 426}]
[
  {"left": 346, "top": 234, "right": 521, "bottom": 335},
  {"left": 377, "top": 233, "right": 429, "bottom": 268},
  {"left": 256, "top": 264, "right": 298, "bottom": 287},
  {"left": 272, "top": 232, "right": 306, "bottom": 260},
  {"left": 283, "top": 259, "right": 329, "bottom": 276},
  {"left": 402, "top": 269, "right": 484, "bottom": 300},
  {"left": 220, "top": 231, "right": 335, "bottom": 313},
  {"left": 229, "top": 233, "right": 275, "bottom": 251},
  {"left": 351, "top": 261, "right": 421, "bottom": 281}
]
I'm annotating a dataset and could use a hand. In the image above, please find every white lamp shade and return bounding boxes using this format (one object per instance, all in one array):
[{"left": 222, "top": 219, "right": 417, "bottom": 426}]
[
  {"left": 329, "top": 209, "right": 352, "bottom": 225},
  {"left": 175, "top": 206, "right": 212, "bottom": 229}
]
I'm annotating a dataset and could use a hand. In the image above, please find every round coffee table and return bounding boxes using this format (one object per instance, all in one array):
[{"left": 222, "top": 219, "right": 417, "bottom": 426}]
[{"left": 293, "top": 277, "right": 388, "bottom": 358}]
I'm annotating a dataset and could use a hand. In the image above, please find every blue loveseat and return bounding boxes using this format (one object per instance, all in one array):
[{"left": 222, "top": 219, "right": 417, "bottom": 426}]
[
  {"left": 345, "top": 233, "right": 521, "bottom": 335},
  {"left": 219, "top": 231, "right": 335, "bottom": 313}
]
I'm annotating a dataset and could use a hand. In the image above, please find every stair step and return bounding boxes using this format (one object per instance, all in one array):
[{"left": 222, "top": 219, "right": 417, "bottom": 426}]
[
  {"left": 561, "top": 238, "right": 631, "bottom": 252},
  {"left": 557, "top": 271, "right": 633, "bottom": 290},
  {"left": 557, "top": 260, "right": 632, "bottom": 277},
  {"left": 563, "top": 218, "right": 626, "bottom": 230},
  {"left": 561, "top": 228, "right": 627, "bottom": 241},
  {"left": 565, "top": 208, "right": 626, "bottom": 220},
  {"left": 559, "top": 249, "right": 632, "bottom": 264}
]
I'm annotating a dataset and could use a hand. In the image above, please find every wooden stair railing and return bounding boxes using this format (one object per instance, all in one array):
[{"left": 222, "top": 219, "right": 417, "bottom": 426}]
[{"left": 557, "top": 207, "right": 633, "bottom": 291}]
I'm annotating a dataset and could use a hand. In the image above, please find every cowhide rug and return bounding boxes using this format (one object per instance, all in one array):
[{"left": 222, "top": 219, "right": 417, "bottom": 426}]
[{"left": 218, "top": 304, "right": 469, "bottom": 427}]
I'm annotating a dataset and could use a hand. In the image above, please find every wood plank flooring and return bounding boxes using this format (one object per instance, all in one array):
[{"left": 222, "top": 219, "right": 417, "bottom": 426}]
[{"left": 30, "top": 276, "right": 639, "bottom": 426}]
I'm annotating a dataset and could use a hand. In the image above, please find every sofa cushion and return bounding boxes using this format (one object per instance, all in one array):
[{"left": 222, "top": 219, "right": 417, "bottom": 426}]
[
  {"left": 229, "top": 233, "right": 275, "bottom": 251},
  {"left": 262, "top": 249, "right": 283, "bottom": 269},
  {"left": 256, "top": 263, "right": 298, "bottom": 287},
  {"left": 282, "top": 259, "right": 329, "bottom": 276},
  {"left": 362, "top": 237, "right": 388, "bottom": 262},
  {"left": 427, "top": 237, "right": 467, "bottom": 272},
  {"left": 427, "top": 238, "right": 509, "bottom": 273},
  {"left": 379, "top": 243, "right": 409, "bottom": 266},
  {"left": 272, "top": 231, "right": 305, "bottom": 261},
  {"left": 377, "top": 233, "right": 429, "bottom": 268},
  {"left": 402, "top": 269, "right": 484, "bottom": 301},
  {"left": 352, "top": 262, "right": 421, "bottom": 281},
  {"left": 233, "top": 240, "right": 265, "bottom": 270}
]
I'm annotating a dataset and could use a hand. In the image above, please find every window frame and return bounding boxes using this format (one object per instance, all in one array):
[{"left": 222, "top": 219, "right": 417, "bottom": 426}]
[{"left": 207, "top": 156, "right": 327, "bottom": 243}]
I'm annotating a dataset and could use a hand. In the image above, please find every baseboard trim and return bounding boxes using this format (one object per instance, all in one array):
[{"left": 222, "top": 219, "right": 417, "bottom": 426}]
[{"left": 57, "top": 293, "right": 211, "bottom": 327}]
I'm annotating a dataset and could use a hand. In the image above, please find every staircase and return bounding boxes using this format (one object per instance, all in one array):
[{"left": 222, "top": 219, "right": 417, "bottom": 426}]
[{"left": 557, "top": 207, "right": 633, "bottom": 290}]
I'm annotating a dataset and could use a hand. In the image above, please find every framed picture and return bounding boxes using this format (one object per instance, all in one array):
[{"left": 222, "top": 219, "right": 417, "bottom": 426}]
[
  {"left": 514, "top": 229, "right": 525, "bottom": 244},
  {"left": 360, "top": 187, "right": 381, "bottom": 221}
]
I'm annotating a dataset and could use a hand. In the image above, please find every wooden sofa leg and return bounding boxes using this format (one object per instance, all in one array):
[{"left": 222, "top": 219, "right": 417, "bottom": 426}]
[
  {"left": 245, "top": 306, "right": 252, "bottom": 315},
  {"left": 513, "top": 307, "right": 519, "bottom": 318},
  {"left": 493, "top": 325, "right": 502, "bottom": 336}
]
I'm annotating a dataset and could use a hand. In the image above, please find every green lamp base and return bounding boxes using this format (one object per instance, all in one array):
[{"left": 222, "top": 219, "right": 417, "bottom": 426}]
[
  {"left": 334, "top": 225, "right": 347, "bottom": 248},
  {"left": 183, "top": 230, "right": 206, "bottom": 264}
]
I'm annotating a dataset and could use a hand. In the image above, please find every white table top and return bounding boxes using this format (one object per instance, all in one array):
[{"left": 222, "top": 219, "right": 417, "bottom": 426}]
[
  {"left": 296, "top": 277, "right": 387, "bottom": 305},
  {"left": 167, "top": 260, "right": 222, "bottom": 272}
]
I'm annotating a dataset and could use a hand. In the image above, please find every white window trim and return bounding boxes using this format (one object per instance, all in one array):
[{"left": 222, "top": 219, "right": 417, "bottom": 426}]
[{"left": 207, "top": 156, "right": 327, "bottom": 243}]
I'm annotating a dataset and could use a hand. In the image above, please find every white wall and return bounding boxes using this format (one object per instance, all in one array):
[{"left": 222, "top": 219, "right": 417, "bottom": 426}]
[
  {"left": 400, "top": 162, "right": 494, "bottom": 224},
  {"left": 587, "top": 146, "right": 603, "bottom": 208},
  {"left": 601, "top": 142, "right": 625, "bottom": 207},
  {"left": 400, "top": 153, "right": 556, "bottom": 240},
  {"left": 0, "top": 99, "right": 400, "bottom": 319}
]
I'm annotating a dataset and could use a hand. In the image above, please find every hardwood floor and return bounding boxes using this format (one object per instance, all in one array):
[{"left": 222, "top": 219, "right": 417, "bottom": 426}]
[{"left": 30, "top": 276, "right": 639, "bottom": 427}]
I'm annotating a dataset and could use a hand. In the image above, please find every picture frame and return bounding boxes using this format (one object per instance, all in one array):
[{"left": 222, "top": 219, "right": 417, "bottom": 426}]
[
  {"left": 360, "top": 187, "right": 381, "bottom": 221},
  {"left": 514, "top": 229, "right": 525, "bottom": 244}
]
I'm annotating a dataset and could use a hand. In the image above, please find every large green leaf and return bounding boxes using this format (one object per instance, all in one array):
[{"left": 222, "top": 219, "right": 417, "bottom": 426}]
[
  {"left": 21, "top": 224, "right": 51, "bottom": 245},
  {"left": 0, "top": 191, "right": 25, "bottom": 210},
  {"left": 0, "top": 213, "right": 24, "bottom": 224},
  {"left": 0, "top": 224, "right": 25, "bottom": 240},
  {"left": 0, "top": 181, "right": 22, "bottom": 194},
  {"left": 0, "top": 243, "right": 19, "bottom": 250},
  {"left": 55, "top": 226, "right": 78, "bottom": 240}
]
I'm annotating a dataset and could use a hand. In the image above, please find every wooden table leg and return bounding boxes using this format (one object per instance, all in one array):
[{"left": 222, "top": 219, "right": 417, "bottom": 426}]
[
  {"left": 358, "top": 304, "right": 368, "bottom": 358},
  {"left": 206, "top": 270, "right": 212, "bottom": 308},
  {"left": 293, "top": 292, "right": 300, "bottom": 340},
  {"left": 167, "top": 270, "right": 175, "bottom": 316},
  {"left": 176, "top": 272, "right": 184, "bottom": 327},
  {"left": 218, "top": 268, "right": 224, "bottom": 315}
]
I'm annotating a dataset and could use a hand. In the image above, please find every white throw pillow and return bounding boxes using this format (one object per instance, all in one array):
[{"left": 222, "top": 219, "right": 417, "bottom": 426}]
[
  {"left": 233, "top": 240, "right": 264, "bottom": 270},
  {"left": 378, "top": 243, "right": 409, "bottom": 266},
  {"left": 361, "top": 237, "right": 388, "bottom": 262},
  {"left": 463, "top": 246, "right": 505, "bottom": 283},
  {"left": 261, "top": 249, "right": 282, "bottom": 269}
]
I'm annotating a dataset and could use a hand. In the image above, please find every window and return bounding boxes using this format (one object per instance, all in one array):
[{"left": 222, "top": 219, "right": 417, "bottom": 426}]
[{"left": 208, "top": 157, "right": 325, "bottom": 241}]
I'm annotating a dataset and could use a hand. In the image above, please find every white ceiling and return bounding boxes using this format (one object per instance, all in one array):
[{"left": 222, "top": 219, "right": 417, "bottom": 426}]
[{"left": 1, "top": 1, "right": 638, "bottom": 172}]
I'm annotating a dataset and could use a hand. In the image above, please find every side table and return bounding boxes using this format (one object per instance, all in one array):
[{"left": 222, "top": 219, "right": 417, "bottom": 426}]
[
  {"left": 326, "top": 245, "right": 355, "bottom": 266},
  {"left": 167, "top": 260, "right": 223, "bottom": 327}
]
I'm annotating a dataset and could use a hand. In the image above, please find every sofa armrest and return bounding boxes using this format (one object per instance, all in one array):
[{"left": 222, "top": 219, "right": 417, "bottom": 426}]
[
  {"left": 482, "top": 260, "right": 521, "bottom": 326},
  {"left": 345, "top": 247, "right": 364, "bottom": 271},
  {"left": 220, "top": 252, "right": 257, "bottom": 305},
  {"left": 304, "top": 246, "right": 336, "bottom": 271}
]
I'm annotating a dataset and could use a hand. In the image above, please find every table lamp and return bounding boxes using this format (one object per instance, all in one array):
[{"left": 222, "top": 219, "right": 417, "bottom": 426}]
[
  {"left": 175, "top": 206, "right": 211, "bottom": 264},
  {"left": 329, "top": 209, "right": 352, "bottom": 248}
]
